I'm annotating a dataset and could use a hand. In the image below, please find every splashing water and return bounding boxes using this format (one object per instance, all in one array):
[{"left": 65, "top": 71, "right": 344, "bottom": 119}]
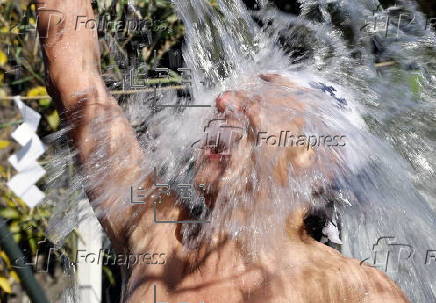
[{"left": 45, "top": 0, "right": 436, "bottom": 301}]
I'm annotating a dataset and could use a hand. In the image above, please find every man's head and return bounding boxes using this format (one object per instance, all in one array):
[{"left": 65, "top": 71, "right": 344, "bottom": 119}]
[{"left": 182, "top": 74, "right": 329, "bottom": 250}]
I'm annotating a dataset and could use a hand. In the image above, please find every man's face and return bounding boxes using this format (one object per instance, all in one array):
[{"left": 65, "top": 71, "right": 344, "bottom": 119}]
[{"left": 193, "top": 78, "right": 315, "bottom": 208}]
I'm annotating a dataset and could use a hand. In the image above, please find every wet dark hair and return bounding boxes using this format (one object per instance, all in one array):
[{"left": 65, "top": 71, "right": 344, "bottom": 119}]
[{"left": 303, "top": 204, "right": 330, "bottom": 241}]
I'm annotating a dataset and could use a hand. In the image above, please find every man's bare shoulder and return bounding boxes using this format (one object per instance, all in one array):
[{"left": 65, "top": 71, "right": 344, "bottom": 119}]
[{"left": 288, "top": 241, "right": 410, "bottom": 302}]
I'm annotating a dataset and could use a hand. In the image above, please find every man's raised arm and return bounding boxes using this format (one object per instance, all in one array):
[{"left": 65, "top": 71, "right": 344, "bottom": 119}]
[{"left": 36, "top": 0, "right": 148, "bottom": 249}]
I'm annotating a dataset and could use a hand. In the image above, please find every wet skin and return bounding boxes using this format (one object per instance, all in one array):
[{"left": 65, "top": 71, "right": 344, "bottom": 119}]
[{"left": 37, "top": 1, "right": 409, "bottom": 302}]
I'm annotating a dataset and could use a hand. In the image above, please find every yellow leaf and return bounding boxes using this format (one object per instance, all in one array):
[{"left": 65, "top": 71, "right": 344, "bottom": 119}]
[
  {"left": 0, "top": 277, "right": 12, "bottom": 293},
  {"left": 46, "top": 110, "right": 60, "bottom": 130},
  {"left": 10, "top": 222, "right": 19, "bottom": 234},
  {"left": 12, "top": 233, "right": 20, "bottom": 243},
  {"left": 0, "top": 251, "right": 12, "bottom": 268},
  {"left": 0, "top": 51, "right": 6, "bottom": 67},
  {"left": 10, "top": 26, "right": 19, "bottom": 35},
  {"left": 26, "top": 86, "right": 47, "bottom": 97},
  {"left": 0, "top": 141, "right": 11, "bottom": 149},
  {"left": 4, "top": 195, "right": 19, "bottom": 207},
  {"left": 10, "top": 271, "right": 19, "bottom": 282},
  {"left": 27, "top": 86, "right": 51, "bottom": 106}
]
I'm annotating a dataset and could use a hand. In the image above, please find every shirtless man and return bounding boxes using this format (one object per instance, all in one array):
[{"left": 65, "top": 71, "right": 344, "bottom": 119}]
[{"left": 37, "top": 1, "right": 409, "bottom": 302}]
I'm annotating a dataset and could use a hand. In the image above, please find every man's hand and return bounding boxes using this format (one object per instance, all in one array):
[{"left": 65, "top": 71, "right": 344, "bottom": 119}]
[{"left": 37, "top": 0, "right": 102, "bottom": 106}]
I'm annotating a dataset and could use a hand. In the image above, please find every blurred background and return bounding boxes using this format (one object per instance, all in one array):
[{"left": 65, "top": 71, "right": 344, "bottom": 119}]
[{"left": 0, "top": 0, "right": 434, "bottom": 302}]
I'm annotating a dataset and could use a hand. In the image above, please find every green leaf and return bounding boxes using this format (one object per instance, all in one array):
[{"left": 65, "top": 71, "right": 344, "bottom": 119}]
[
  {"left": 38, "top": 98, "right": 52, "bottom": 107},
  {"left": 11, "top": 76, "right": 33, "bottom": 85},
  {"left": 103, "top": 266, "right": 116, "bottom": 285},
  {"left": 0, "top": 208, "right": 19, "bottom": 219},
  {"left": 28, "top": 237, "right": 37, "bottom": 254},
  {"left": 407, "top": 73, "right": 421, "bottom": 97}
]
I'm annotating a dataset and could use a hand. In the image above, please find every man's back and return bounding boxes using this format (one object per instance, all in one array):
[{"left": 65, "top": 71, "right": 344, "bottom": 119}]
[{"left": 124, "top": 209, "right": 408, "bottom": 303}]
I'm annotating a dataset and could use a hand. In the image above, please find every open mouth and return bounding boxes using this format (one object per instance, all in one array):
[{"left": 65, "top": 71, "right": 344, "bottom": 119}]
[
  {"left": 197, "top": 117, "right": 244, "bottom": 161},
  {"left": 205, "top": 147, "right": 231, "bottom": 160}
]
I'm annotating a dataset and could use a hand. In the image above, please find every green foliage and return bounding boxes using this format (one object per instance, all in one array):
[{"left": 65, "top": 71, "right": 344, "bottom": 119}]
[{"left": 0, "top": 172, "right": 52, "bottom": 296}]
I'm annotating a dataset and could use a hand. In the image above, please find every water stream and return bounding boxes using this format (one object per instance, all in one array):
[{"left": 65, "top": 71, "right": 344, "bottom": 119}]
[{"left": 45, "top": 0, "right": 435, "bottom": 301}]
